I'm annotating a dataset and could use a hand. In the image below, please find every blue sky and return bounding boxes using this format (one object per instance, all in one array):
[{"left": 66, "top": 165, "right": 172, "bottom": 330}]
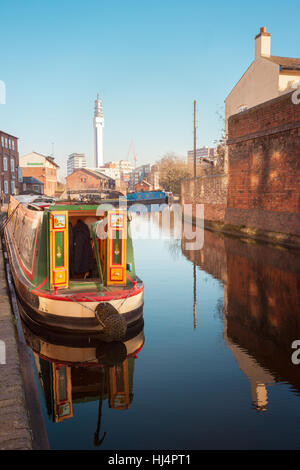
[{"left": 0, "top": 0, "right": 299, "bottom": 178}]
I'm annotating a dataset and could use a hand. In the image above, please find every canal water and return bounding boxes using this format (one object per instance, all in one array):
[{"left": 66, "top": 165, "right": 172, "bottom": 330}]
[{"left": 20, "top": 210, "right": 300, "bottom": 450}]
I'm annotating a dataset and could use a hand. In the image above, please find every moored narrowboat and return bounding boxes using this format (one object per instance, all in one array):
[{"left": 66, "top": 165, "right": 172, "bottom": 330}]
[
  {"left": 4, "top": 196, "right": 144, "bottom": 339},
  {"left": 126, "top": 190, "right": 172, "bottom": 205}
]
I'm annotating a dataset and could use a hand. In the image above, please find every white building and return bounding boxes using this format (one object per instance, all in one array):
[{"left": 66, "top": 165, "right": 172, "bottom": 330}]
[
  {"left": 67, "top": 153, "right": 86, "bottom": 176},
  {"left": 187, "top": 147, "right": 217, "bottom": 165},
  {"left": 94, "top": 94, "right": 104, "bottom": 167},
  {"left": 91, "top": 167, "right": 121, "bottom": 180}
]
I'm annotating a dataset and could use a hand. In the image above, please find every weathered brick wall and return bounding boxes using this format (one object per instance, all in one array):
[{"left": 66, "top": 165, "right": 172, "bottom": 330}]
[
  {"left": 226, "top": 90, "right": 300, "bottom": 235},
  {"left": 181, "top": 174, "right": 228, "bottom": 223}
]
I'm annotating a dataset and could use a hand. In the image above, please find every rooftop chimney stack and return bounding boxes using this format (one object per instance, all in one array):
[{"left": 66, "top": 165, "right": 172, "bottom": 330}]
[{"left": 255, "top": 26, "right": 271, "bottom": 59}]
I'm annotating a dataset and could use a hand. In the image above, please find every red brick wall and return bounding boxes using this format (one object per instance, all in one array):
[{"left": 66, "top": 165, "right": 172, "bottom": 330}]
[
  {"left": 66, "top": 169, "right": 110, "bottom": 193},
  {"left": 21, "top": 167, "right": 57, "bottom": 197},
  {"left": 181, "top": 174, "right": 228, "bottom": 223},
  {"left": 226, "top": 91, "right": 300, "bottom": 235}
]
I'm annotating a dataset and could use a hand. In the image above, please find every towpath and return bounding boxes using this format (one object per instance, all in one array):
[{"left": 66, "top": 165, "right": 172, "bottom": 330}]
[{"left": 0, "top": 210, "right": 33, "bottom": 449}]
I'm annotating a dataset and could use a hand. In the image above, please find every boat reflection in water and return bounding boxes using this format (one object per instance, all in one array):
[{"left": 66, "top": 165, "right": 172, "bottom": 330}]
[
  {"left": 181, "top": 224, "right": 300, "bottom": 412},
  {"left": 20, "top": 302, "right": 144, "bottom": 445}
]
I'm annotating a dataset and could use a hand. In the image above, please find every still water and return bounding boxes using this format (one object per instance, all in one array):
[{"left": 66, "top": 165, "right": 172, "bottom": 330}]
[{"left": 21, "top": 211, "right": 300, "bottom": 450}]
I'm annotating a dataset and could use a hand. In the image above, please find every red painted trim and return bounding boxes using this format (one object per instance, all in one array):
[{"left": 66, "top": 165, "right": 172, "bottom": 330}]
[
  {"left": 54, "top": 230, "right": 65, "bottom": 269},
  {"left": 31, "top": 284, "right": 144, "bottom": 302},
  {"left": 111, "top": 229, "right": 123, "bottom": 266},
  {"left": 127, "top": 273, "right": 137, "bottom": 288},
  {"left": 35, "top": 276, "right": 48, "bottom": 291}
]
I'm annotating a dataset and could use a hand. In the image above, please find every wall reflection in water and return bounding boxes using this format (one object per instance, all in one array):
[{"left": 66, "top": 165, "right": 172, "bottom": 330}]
[
  {"left": 181, "top": 225, "right": 300, "bottom": 412},
  {"left": 19, "top": 305, "right": 144, "bottom": 446}
]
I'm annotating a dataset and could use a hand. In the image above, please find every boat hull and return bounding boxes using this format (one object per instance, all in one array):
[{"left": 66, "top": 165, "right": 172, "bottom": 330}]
[{"left": 4, "top": 226, "right": 144, "bottom": 335}]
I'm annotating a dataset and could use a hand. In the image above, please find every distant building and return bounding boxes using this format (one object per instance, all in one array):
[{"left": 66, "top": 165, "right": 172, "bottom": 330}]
[
  {"left": 187, "top": 147, "right": 217, "bottom": 165},
  {"left": 21, "top": 176, "right": 44, "bottom": 194},
  {"left": 95, "top": 167, "right": 122, "bottom": 180},
  {"left": 0, "top": 130, "right": 21, "bottom": 201},
  {"left": 129, "top": 164, "right": 151, "bottom": 190},
  {"left": 134, "top": 180, "right": 153, "bottom": 192},
  {"left": 146, "top": 164, "right": 160, "bottom": 190},
  {"left": 66, "top": 168, "right": 115, "bottom": 196},
  {"left": 20, "top": 151, "right": 59, "bottom": 197},
  {"left": 105, "top": 160, "right": 134, "bottom": 174},
  {"left": 67, "top": 153, "right": 86, "bottom": 176}
]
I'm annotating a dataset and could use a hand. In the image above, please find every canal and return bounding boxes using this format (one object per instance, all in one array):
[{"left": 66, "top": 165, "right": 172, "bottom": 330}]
[{"left": 19, "top": 209, "right": 300, "bottom": 450}]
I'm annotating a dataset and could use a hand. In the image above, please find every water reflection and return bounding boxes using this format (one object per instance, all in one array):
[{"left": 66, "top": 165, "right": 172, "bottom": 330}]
[
  {"left": 20, "top": 305, "right": 144, "bottom": 445},
  {"left": 182, "top": 226, "right": 300, "bottom": 411}
]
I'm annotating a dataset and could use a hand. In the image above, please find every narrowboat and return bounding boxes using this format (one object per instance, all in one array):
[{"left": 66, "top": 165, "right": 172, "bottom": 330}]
[
  {"left": 4, "top": 196, "right": 144, "bottom": 340},
  {"left": 126, "top": 190, "right": 172, "bottom": 205}
]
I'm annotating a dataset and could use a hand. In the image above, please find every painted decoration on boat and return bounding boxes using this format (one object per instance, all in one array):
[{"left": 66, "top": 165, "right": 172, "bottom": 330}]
[
  {"left": 8, "top": 198, "right": 43, "bottom": 279},
  {"left": 50, "top": 211, "right": 69, "bottom": 289}
]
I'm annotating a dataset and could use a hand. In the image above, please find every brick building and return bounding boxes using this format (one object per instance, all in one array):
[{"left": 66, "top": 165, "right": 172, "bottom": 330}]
[
  {"left": 134, "top": 180, "right": 153, "bottom": 192},
  {"left": 22, "top": 176, "right": 44, "bottom": 194},
  {"left": 20, "top": 151, "right": 59, "bottom": 197},
  {"left": 0, "top": 130, "right": 21, "bottom": 202},
  {"left": 225, "top": 27, "right": 300, "bottom": 172},
  {"left": 66, "top": 168, "right": 115, "bottom": 196}
]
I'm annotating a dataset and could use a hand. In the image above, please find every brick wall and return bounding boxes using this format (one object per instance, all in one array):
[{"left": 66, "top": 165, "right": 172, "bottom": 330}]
[
  {"left": 21, "top": 167, "right": 57, "bottom": 197},
  {"left": 226, "top": 90, "right": 300, "bottom": 235},
  {"left": 181, "top": 174, "right": 228, "bottom": 223}
]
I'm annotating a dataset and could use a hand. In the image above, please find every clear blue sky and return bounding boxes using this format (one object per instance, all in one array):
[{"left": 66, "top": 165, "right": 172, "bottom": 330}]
[{"left": 0, "top": 0, "right": 299, "bottom": 178}]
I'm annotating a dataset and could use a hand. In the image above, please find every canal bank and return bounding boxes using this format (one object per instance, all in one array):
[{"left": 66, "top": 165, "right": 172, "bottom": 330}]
[{"left": 0, "top": 211, "right": 49, "bottom": 450}]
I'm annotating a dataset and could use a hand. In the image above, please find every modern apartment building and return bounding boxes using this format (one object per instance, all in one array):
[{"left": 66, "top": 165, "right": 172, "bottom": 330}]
[
  {"left": 0, "top": 130, "right": 21, "bottom": 202},
  {"left": 67, "top": 153, "right": 87, "bottom": 176}
]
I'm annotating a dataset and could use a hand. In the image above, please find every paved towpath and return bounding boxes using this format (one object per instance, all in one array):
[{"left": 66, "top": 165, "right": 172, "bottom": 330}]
[{"left": 0, "top": 212, "right": 33, "bottom": 450}]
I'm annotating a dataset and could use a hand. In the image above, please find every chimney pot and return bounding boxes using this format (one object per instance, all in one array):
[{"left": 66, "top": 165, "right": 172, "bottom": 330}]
[{"left": 260, "top": 26, "right": 266, "bottom": 34}]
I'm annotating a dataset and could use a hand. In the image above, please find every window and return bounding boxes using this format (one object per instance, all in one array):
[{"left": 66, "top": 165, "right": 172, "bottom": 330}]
[
  {"left": 1, "top": 136, "right": 3, "bottom": 147},
  {"left": 12, "top": 140, "right": 15, "bottom": 151},
  {"left": 33, "top": 185, "right": 39, "bottom": 192},
  {"left": 23, "top": 183, "right": 27, "bottom": 191},
  {"left": 11, "top": 181, "right": 15, "bottom": 194},
  {"left": 10, "top": 158, "right": 14, "bottom": 172},
  {"left": 4, "top": 181, "right": 8, "bottom": 194},
  {"left": 3, "top": 157, "right": 7, "bottom": 171},
  {"left": 8, "top": 139, "right": 11, "bottom": 149},
  {"left": 4, "top": 138, "right": 8, "bottom": 148}
]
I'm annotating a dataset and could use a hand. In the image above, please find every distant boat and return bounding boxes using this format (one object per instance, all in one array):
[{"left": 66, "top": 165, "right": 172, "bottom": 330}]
[
  {"left": 4, "top": 196, "right": 144, "bottom": 340},
  {"left": 126, "top": 190, "right": 172, "bottom": 205}
]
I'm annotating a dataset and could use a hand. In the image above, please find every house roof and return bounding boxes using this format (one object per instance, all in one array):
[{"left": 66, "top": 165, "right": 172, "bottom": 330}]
[
  {"left": 45, "top": 156, "right": 60, "bottom": 168},
  {"left": 69, "top": 167, "right": 114, "bottom": 181},
  {"left": 22, "top": 176, "right": 43, "bottom": 185},
  {"left": 265, "top": 55, "right": 300, "bottom": 71},
  {"left": 135, "top": 179, "right": 152, "bottom": 187},
  {"left": 21, "top": 152, "right": 60, "bottom": 168}
]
